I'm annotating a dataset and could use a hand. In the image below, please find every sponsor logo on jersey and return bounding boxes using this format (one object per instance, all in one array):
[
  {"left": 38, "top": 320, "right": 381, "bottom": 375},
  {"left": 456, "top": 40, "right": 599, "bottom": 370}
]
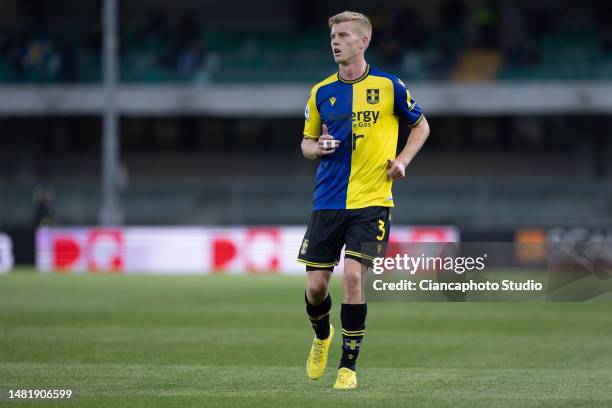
[
  {"left": 351, "top": 110, "right": 379, "bottom": 124},
  {"left": 327, "top": 110, "right": 380, "bottom": 127},
  {"left": 330, "top": 97, "right": 336, "bottom": 106}
]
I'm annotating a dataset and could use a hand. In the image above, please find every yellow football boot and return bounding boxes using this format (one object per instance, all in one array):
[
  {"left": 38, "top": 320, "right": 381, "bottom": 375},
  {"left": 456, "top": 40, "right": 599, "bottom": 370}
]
[
  {"left": 306, "top": 324, "right": 334, "bottom": 380},
  {"left": 333, "top": 367, "right": 357, "bottom": 389}
]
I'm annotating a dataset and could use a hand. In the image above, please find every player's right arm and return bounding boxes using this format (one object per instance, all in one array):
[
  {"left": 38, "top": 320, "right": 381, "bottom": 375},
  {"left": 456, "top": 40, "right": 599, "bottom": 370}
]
[
  {"left": 301, "top": 88, "right": 339, "bottom": 160},
  {"left": 301, "top": 125, "right": 340, "bottom": 160}
]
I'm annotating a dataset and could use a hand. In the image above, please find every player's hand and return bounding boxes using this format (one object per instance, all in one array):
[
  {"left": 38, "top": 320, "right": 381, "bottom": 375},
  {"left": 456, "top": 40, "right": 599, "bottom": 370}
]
[
  {"left": 386, "top": 158, "right": 406, "bottom": 180},
  {"left": 317, "top": 124, "right": 340, "bottom": 156}
]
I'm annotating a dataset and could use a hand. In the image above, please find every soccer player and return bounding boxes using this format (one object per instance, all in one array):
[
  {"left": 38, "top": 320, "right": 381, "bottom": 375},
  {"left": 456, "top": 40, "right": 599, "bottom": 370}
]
[{"left": 297, "top": 11, "right": 430, "bottom": 389}]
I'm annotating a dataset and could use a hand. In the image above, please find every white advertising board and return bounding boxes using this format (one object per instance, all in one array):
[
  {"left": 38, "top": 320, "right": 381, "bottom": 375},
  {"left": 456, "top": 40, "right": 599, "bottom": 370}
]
[{"left": 36, "top": 226, "right": 459, "bottom": 274}]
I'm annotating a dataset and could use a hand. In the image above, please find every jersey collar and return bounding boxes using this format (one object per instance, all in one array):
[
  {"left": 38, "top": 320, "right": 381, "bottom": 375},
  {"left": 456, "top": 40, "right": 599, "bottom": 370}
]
[{"left": 337, "top": 64, "right": 370, "bottom": 84}]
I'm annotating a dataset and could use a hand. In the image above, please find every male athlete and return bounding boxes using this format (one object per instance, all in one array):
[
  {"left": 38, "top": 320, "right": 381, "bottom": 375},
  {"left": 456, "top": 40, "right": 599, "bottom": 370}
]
[{"left": 297, "top": 11, "right": 430, "bottom": 389}]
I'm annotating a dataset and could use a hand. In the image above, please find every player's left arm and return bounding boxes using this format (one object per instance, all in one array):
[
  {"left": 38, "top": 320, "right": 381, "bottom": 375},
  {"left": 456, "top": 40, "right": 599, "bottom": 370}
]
[
  {"left": 387, "top": 116, "right": 430, "bottom": 180},
  {"left": 387, "top": 78, "right": 430, "bottom": 180}
]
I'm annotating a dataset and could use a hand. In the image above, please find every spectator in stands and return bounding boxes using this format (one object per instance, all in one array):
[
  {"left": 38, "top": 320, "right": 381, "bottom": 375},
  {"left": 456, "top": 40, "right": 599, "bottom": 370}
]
[
  {"left": 175, "top": 14, "right": 205, "bottom": 78},
  {"left": 22, "top": 33, "right": 61, "bottom": 80},
  {"left": 177, "top": 42, "right": 205, "bottom": 76},
  {"left": 32, "top": 186, "right": 55, "bottom": 227},
  {"left": 23, "top": 34, "right": 50, "bottom": 69}
]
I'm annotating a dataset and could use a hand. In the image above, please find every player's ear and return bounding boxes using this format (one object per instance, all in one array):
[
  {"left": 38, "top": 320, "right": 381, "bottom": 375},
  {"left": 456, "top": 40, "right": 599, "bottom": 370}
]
[{"left": 361, "top": 36, "right": 370, "bottom": 50}]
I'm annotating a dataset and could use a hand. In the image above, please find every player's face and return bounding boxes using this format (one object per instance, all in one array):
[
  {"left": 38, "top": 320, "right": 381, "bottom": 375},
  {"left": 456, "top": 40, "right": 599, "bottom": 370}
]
[{"left": 330, "top": 22, "right": 367, "bottom": 65}]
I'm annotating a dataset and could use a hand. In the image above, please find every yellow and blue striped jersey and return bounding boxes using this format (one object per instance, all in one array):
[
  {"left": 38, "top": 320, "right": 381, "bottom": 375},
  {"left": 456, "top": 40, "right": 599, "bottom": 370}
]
[{"left": 303, "top": 65, "right": 424, "bottom": 210}]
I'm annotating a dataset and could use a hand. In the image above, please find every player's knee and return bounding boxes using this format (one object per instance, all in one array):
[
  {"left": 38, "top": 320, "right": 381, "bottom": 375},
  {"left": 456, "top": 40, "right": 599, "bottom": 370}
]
[
  {"left": 343, "top": 268, "right": 362, "bottom": 290},
  {"left": 307, "top": 280, "right": 329, "bottom": 302}
]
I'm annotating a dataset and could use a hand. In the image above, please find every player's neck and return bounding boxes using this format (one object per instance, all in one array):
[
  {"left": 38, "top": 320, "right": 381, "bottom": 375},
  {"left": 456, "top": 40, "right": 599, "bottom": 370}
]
[{"left": 338, "top": 58, "right": 368, "bottom": 81}]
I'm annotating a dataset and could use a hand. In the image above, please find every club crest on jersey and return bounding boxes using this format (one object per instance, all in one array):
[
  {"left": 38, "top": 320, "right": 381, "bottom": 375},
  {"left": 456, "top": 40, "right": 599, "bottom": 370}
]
[
  {"left": 366, "top": 89, "right": 379, "bottom": 104},
  {"left": 330, "top": 97, "right": 336, "bottom": 106}
]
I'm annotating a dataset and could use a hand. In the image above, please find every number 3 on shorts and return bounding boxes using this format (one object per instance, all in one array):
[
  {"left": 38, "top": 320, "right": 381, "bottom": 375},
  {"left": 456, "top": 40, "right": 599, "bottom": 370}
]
[{"left": 376, "top": 219, "right": 386, "bottom": 241}]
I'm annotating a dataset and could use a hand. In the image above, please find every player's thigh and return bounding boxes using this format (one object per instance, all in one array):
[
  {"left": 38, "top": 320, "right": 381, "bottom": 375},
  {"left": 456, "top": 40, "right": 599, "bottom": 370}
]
[
  {"left": 344, "top": 206, "right": 391, "bottom": 264},
  {"left": 297, "top": 210, "right": 348, "bottom": 268}
]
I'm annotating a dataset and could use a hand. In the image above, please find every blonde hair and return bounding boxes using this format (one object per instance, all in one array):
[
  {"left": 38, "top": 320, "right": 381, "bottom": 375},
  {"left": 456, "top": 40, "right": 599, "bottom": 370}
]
[{"left": 328, "top": 11, "right": 372, "bottom": 41}]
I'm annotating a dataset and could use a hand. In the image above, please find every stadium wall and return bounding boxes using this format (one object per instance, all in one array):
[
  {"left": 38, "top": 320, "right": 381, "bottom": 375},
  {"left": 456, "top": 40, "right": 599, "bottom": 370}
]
[{"left": 3, "top": 83, "right": 612, "bottom": 116}]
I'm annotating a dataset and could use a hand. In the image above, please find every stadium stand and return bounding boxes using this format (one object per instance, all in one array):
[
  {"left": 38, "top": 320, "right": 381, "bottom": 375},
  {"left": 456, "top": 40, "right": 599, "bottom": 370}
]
[
  {"left": 1, "top": 1, "right": 612, "bottom": 83},
  {"left": 0, "top": 0, "right": 611, "bottom": 253}
]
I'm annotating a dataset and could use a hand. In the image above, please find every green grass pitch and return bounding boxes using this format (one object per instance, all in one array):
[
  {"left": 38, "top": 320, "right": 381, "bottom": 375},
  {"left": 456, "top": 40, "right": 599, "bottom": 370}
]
[{"left": 1, "top": 268, "right": 612, "bottom": 407}]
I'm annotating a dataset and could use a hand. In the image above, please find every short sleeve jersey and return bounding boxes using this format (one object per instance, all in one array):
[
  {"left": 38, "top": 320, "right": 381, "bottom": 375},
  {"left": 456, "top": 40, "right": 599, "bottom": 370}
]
[{"left": 303, "top": 65, "right": 424, "bottom": 210}]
